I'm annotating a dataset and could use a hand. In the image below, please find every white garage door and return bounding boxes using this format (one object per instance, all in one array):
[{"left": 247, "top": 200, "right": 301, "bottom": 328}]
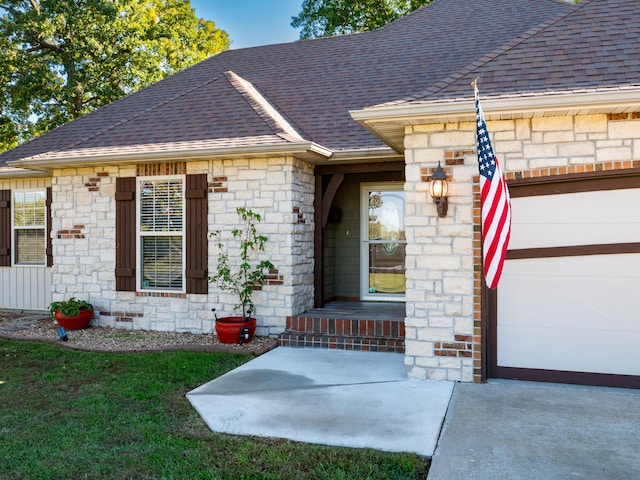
[{"left": 493, "top": 179, "right": 640, "bottom": 388}]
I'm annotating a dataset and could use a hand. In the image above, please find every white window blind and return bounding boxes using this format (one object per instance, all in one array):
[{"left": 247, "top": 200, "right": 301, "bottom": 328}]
[
  {"left": 138, "top": 178, "right": 184, "bottom": 290},
  {"left": 13, "top": 190, "right": 46, "bottom": 265}
]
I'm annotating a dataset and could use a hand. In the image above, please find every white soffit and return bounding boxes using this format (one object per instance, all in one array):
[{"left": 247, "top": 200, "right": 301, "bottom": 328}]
[{"left": 0, "top": 167, "right": 51, "bottom": 178}]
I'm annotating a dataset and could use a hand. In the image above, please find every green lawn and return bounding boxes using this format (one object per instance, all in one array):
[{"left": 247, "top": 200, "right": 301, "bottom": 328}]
[{"left": 0, "top": 340, "right": 429, "bottom": 479}]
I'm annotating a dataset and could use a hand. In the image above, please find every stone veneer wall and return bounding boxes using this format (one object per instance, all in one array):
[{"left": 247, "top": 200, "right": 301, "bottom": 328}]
[
  {"left": 403, "top": 113, "right": 640, "bottom": 382},
  {"left": 50, "top": 157, "right": 315, "bottom": 336}
]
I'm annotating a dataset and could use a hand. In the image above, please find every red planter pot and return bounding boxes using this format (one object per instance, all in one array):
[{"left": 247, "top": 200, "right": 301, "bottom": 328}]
[
  {"left": 54, "top": 309, "right": 94, "bottom": 330},
  {"left": 215, "top": 316, "right": 256, "bottom": 344}
]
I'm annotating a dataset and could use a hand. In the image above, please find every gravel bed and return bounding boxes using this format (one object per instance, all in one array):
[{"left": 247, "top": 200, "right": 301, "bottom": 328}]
[{"left": 0, "top": 311, "right": 277, "bottom": 355}]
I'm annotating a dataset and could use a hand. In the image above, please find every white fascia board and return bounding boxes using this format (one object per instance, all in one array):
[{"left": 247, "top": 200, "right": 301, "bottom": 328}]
[
  {"left": 327, "top": 147, "right": 402, "bottom": 162},
  {"left": 350, "top": 89, "right": 640, "bottom": 124},
  {"left": 8, "top": 141, "right": 333, "bottom": 170}
]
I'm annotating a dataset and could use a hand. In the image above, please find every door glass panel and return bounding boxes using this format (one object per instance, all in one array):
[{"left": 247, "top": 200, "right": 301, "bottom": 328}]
[{"left": 369, "top": 243, "right": 406, "bottom": 294}]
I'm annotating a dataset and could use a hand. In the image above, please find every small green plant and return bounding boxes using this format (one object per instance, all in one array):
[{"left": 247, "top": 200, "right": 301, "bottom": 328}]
[
  {"left": 209, "top": 207, "right": 275, "bottom": 321},
  {"left": 48, "top": 297, "right": 93, "bottom": 317}
]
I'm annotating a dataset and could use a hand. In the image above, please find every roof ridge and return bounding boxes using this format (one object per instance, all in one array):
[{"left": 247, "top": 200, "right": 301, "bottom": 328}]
[
  {"left": 55, "top": 73, "right": 229, "bottom": 153},
  {"left": 380, "top": 0, "right": 580, "bottom": 106},
  {"left": 223, "top": 71, "right": 306, "bottom": 143}
]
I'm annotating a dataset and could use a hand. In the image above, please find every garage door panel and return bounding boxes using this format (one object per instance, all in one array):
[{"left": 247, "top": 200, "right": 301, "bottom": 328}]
[
  {"left": 509, "top": 189, "right": 640, "bottom": 249},
  {"left": 510, "top": 223, "right": 640, "bottom": 250},
  {"left": 497, "top": 325, "right": 640, "bottom": 375},
  {"left": 497, "top": 254, "right": 640, "bottom": 377},
  {"left": 501, "top": 253, "right": 640, "bottom": 279}
]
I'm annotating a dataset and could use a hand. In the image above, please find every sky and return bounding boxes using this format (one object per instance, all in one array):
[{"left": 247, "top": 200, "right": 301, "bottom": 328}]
[{"left": 190, "top": 0, "right": 302, "bottom": 50}]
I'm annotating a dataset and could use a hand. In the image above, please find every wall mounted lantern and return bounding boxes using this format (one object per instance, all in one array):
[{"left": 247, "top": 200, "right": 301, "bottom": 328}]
[{"left": 429, "top": 162, "right": 449, "bottom": 218}]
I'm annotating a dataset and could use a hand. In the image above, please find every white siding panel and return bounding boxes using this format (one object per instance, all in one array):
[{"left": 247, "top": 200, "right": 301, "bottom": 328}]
[
  {"left": 497, "top": 254, "right": 640, "bottom": 376},
  {"left": 509, "top": 188, "right": 640, "bottom": 249},
  {"left": 0, "top": 177, "right": 52, "bottom": 311},
  {"left": 0, "top": 266, "right": 52, "bottom": 311}
]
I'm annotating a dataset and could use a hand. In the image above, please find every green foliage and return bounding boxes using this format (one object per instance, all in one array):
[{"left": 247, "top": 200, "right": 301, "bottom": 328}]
[
  {"left": 49, "top": 297, "right": 94, "bottom": 317},
  {"left": 0, "top": 340, "right": 429, "bottom": 479},
  {"left": 209, "top": 207, "right": 275, "bottom": 321},
  {"left": 0, "top": 0, "right": 229, "bottom": 150},
  {"left": 291, "top": 0, "right": 432, "bottom": 39}
]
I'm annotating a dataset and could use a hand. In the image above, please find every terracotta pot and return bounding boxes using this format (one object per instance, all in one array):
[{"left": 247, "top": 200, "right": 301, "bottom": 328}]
[
  {"left": 215, "top": 316, "right": 256, "bottom": 344},
  {"left": 54, "top": 309, "right": 94, "bottom": 330}
]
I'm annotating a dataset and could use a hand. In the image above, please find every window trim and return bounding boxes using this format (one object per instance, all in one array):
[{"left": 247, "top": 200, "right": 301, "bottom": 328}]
[
  {"left": 136, "top": 175, "right": 186, "bottom": 293},
  {"left": 11, "top": 189, "right": 47, "bottom": 267}
]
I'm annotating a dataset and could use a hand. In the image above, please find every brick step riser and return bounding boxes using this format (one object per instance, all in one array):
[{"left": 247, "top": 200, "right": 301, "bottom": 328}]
[
  {"left": 286, "top": 316, "right": 405, "bottom": 338},
  {"left": 278, "top": 332, "right": 404, "bottom": 353}
]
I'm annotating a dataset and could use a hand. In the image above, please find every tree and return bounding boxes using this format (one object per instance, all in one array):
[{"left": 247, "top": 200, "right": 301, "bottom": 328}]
[
  {"left": 291, "top": 0, "right": 432, "bottom": 39},
  {"left": 0, "top": 0, "right": 229, "bottom": 150}
]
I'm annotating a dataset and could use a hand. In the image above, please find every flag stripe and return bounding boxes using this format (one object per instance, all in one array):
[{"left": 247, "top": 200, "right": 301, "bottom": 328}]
[
  {"left": 484, "top": 196, "right": 510, "bottom": 280},
  {"left": 484, "top": 184, "right": 510, "bottom": 286},
  {"left": 475, "top": 87, "right": 512, "bottom": 289}
]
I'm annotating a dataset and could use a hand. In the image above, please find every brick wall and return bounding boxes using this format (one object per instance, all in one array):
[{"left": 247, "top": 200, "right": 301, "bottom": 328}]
[
  {"left": 50, "top": 157, "right": 315, "bottom": 335},
  {"left": 403, "top": 113, "right": 640, "bottom": 382}
]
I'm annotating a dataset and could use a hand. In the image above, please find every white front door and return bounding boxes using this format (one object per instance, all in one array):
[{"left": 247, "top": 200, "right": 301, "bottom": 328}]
[{"left": 360, "top": 182, "right": 406, "bottom": 301}]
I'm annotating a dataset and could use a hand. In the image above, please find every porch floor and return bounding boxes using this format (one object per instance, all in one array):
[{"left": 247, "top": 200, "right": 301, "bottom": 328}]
[
  {"left": 278, "top": 301, "right": 406, "bottom": 353},
  {"left": 293, "top": 300, "right": 405, "bottom": 321}
]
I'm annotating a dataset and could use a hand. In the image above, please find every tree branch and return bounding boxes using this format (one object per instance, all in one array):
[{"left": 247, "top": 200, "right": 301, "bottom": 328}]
[{"left": 28, "top": 0, "right": 40, "bottom": 14}]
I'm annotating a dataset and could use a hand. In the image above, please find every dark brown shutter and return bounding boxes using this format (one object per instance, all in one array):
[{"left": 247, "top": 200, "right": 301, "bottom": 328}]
[
  {"left": 46, "top": 187, "right": 53, "bottom": 267},
  {"left": 185, "top": 174, "right": 208, "bottom": 294},
  {"left": 115, "top": 177, "right": 136, "bottom": 291},
  {"left": 0, "top": 190, "right": 10, "bottom": 266}
]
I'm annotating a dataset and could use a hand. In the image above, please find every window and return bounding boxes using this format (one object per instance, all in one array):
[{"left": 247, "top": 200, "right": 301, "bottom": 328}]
[
  {"left": 137, "top": 177, "right": 185, "bottom": 291},
  {"left": 13, "top": 190, "right": 46, "bottom": 265},
  {"left": 116, "top": 174, "right": 208, "bottom": 294}
]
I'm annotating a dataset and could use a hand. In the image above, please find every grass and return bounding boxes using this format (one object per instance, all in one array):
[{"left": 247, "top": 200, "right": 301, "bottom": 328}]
[{"left": 0, "top": 339, "right": 429, "bottom": 479}]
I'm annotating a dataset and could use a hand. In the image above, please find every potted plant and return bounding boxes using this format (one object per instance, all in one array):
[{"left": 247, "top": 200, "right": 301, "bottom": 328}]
[
  {"left": 209, "top": 207, "right": 275, "bottom": 344},
  {"left": 49, "top": 297, "right": 94, "bottom": 330}
]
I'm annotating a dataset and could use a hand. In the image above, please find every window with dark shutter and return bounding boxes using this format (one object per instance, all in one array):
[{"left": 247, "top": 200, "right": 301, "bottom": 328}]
[
  {"left": 0, "top": 190, "right": 10, "bottom": 266},
  {"left": 115, "top": 177, "right": 136, "bottom": 291},
  {"left": 185, "top": 174, "right": 208, "bottom": 294},
  {"left": 115, "top": 173, "right": 208, "bottom": 294}
]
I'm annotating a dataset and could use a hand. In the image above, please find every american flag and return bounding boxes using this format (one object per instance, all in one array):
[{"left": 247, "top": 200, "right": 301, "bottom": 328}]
[{"left": 475, "top": 86, "right": 511, "bottom": 289}]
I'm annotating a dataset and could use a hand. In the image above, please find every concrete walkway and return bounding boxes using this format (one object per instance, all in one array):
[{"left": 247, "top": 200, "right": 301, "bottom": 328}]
[
  {"left": 187, "top": 347, "right": 453, "bottom": 456},
  {"left": 428, "top": 380, "right": 640, "bottom": 480}
]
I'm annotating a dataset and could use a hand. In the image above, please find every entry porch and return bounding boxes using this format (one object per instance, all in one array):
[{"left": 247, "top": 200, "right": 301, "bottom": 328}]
[{"left": 278, "top": 301, "right": 405, "bottom": 353}]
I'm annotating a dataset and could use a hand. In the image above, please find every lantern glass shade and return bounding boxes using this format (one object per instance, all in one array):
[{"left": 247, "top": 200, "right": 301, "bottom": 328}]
[
  {"left": 429, "top": 162, "right": 449, "bottom": 218},
  {"left": 429, "top": 178, "right": 448, "bottom": 199}
]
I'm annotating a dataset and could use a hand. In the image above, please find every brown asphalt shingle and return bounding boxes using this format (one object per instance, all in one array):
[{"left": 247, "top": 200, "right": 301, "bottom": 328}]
[
  {"left": 397, "top": 0, "right": 640, "bottom": 104},
  {"left": 0, "top": 0, "right": 575, "bottom": 167}
]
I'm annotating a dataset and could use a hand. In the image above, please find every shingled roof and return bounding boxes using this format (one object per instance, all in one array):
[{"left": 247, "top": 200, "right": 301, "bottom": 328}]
[
  {"left": 391, "top": 0, "right": 640, "bottom": 104},
  {"left": 1, "top": 0, "right": 575, "bottom": 169}
]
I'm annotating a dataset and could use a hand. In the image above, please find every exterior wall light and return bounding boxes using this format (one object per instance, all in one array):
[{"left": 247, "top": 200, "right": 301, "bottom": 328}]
[{"left": 429, "top": 162, "right": 449, "bottom": 218}]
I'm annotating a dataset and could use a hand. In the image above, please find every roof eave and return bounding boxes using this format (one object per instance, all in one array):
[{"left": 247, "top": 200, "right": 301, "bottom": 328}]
[
  {"left": 8, "top": 142, "right": 334, "bottom": 170},
  {"left": 350, "top": 89, "right": 640, "bottom": 152},
  {"left": 0, "top": 166, "right": 52, "bottom": 179},
  {"left": 327, "top": 147, "right": 403, "bottom": 163}
]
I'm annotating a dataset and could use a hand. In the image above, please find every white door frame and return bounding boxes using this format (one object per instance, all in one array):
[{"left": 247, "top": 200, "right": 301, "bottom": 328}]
[{"left": 360, "top": 182, "right": 406, "bottom": 302}]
